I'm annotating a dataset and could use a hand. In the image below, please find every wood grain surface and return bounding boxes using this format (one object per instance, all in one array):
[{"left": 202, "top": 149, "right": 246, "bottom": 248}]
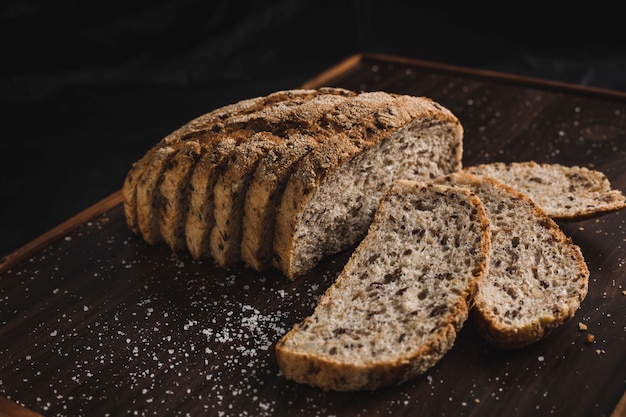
[{"left": 1, "top": 53, "right": 626, "bottom": 417}]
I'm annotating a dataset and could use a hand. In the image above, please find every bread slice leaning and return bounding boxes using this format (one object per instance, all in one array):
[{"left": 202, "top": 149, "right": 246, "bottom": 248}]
[
  {"left": 275, "top": 180, "right": 491, "bottom": 391},
  {"left": 273, "top": 94, "right": 464, "bottom": 280},
  {"left": 435, "top": 172, "right": 590, "bottom": 349},
  {"left": 464, "top": 161, "right": 626, "bottom": 220}
]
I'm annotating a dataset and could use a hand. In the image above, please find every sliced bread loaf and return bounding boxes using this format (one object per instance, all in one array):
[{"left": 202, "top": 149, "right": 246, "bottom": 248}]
[
  {"left": 275, "top": 180, "right": 491, "bottom": 391},
  {"left": 124, "top": 88, "right": 353, "bottom": 257},
  {"left": 434, "top": 172, "right": 590, "bottom": 349},
  {"left": 121, "top": 93, "right": 269, "bottom": 237},
  {"left": 464, "top": 161, "right": 626, "bottom": 220},
  {"left": 274, "top": 94, "right": 464, "bottom": 279}
]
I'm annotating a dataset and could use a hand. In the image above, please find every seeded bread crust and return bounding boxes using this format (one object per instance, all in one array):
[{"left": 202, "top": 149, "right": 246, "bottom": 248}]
[
  {"left": 185, "top": 137, "right": 238, "bottom": 260},
  {"left": 159, "top": 140, "right": 203, "bottom": 251},
  {"left": 464, "top": 161, "right": 626, "bottom": 220},
  {"left": 135, "top": 146, "right": 177, "bottom": 245},
  {"left": 241, "top": 133, "right": 318, "bottom": 271},
  {"left": 210, "top": 132, "right": 284, "bottom": 267},
  {"left": 125, "top": 88, "right": 352, "bottom": 256},
  {"left": 275, "top": 180, "right": 491, "bottom": 391},
  {"left": 274, "top": 94, "right": 464, "bottom": 279},
  {"left": 122, "top": 94, "right": 268, "bottom": 236},
  {"left": 123, "top": 88, "right": 337, "bottom": 241},
  {"left": 435, "top": 172, "right": 590, "bottom": 349}
]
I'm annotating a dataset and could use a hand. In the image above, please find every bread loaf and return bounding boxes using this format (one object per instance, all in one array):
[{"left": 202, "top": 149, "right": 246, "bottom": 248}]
[
  {"left": 275, "top": 180, "right": 491, "bottom": 391},
  {"left": 122, "top": 88, "right": 463, "bottom": 280},
  {"left": 434, "top": 172, "right": 590, "bottom": 349},
  {"left": 465, "top": 161, "right": 626, "bottom": 220}
]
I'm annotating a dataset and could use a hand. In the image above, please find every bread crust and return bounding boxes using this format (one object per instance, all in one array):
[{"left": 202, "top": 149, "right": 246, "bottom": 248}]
[
  {"left": 185, "top": 137, "right": 238, "bottom": 260},
  {"left": 276, "top": 181, "right": 491, "bottom": 391},
  {"left": 241, "top": 133, "right": 317, "bottom": 271},
  {"left": 135, "top": 146, "right": 177, "bottom": 245},
  {"left": 158, "top": 140, "right": 203, "bottom": 251},
  {"left": 210, "top": 132, "right": 283, "bottom": 267}
]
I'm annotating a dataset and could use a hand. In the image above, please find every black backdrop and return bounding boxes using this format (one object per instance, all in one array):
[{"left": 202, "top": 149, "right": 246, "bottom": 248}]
[{"left": 2, "top": 0, "right": 626, "bottom": 258}]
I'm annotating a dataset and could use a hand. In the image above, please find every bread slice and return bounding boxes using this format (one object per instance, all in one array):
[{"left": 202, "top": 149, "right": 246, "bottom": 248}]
[
  {"left": 274, "top": 94, "right": 464, "bottom": 279},
  {"left": 210, "top": 132, "right": 284, "bottom": 267},
  {"left": 464, "top": 161, "right": 626, "bottom": 220},
  {"left": 434, "top": 172, "right": 590, "bottom": 349},
  {"left": 185, "top": 137, "right": 238, "bottom": 260},
  {"left": 135, "top": 146, "right": 177, "bottom": 245},
  {"left": 158, "top": 140, "right": 203, "bottom": 251},
  {"left": 240, "top": 133, "right": 317, "bottom": 271},
  {"left": 275, "top": 180, "right": 491, "bottom": 391}
]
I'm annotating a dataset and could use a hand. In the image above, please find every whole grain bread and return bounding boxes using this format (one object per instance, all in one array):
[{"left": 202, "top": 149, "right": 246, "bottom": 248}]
[
  {"left": 210, "top": 132, "right": 283, "bottom": 267},
  {"left": 158, "top": 140, "right": 203, "bottom": 251},
  {"left": 124, "top": 88, "right": 353, "bottom": 256},
  {"left": 274, "top": 94, "right": 464, "bottom": 279},
  {"left": 434, "top": 172, "right": 590, "bottom": 349},
  {"left": 121, "top": 93, "right": 269, "bottom": 236},
  {"left": 240, "top": 133, "right": 318, "bottom": 271},
  {"left": 185, "top": 137, "right": 238, "bottom": 260},
  {"left": 464, "top": 161, "right": 626, "bottom": 220},
  {"left": 122, "top": 88, "right": 464, "bottom": 280},
  {"left": 275, "top": 180, "right": 491, "bottom": 391},
  {"left": 135, "top": 146, "right": 177, "bottom": 245}
]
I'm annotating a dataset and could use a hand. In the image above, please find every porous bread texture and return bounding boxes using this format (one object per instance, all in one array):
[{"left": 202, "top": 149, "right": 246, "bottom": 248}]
[
  {"left": 275, "top": 180, "right": 491, "bottom": 391},
  {"left": 435, "top": 172, "right": 590, "bottom": 349},
  {"left": 274, "top": 107, "right": 463, "bottom": 280},
  {"left": 464, "top": 161, "right": 626, "bottom": 220}
]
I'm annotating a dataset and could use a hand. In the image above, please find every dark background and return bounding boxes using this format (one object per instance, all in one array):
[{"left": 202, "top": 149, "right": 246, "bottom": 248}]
[{"left": 2, "top": 0, "right": 626, "bottom": 259}]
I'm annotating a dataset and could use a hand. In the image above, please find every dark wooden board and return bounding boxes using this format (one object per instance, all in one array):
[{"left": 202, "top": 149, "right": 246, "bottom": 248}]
[{"left": 2, "top": 53, "right": 626, "bottom": 417}]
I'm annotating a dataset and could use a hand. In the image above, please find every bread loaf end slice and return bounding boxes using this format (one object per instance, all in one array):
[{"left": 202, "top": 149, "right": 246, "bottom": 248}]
[
  {"left": 275, "top": 180, "right": 491, "bottom": 391},
  {"left": 465, "top": 161, "right": 626, "bottom": 220},
  {"left": 435, "top": 172, "right": 590, "bottom": 349}
]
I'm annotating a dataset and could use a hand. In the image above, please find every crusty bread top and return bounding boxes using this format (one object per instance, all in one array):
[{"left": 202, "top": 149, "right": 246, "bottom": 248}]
[
  {"left": 465, "top": 161, "right": 626, "bottom": 220},
  {"left": 435, "top": 172, "right": 590, "bottom": 349},
  {"left": 275, "top": 180, "right": 491, "bottom": 391}
]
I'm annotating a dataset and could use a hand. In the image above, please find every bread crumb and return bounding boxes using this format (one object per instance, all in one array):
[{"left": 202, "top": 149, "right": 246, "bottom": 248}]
[
  {"left": 578, "top": 322, "right": 588, "bottom": 331},
  {"left": 586, "top": 334, "right": 595, "bottom": 343},
  {"left": 622, "top": 290, "right": 626, "bottom": 296}
]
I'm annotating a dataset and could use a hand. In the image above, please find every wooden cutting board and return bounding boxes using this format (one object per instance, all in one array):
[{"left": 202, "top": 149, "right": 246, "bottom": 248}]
[{"left": 1, "top": 53, "right": 625, "bottom": 417}]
